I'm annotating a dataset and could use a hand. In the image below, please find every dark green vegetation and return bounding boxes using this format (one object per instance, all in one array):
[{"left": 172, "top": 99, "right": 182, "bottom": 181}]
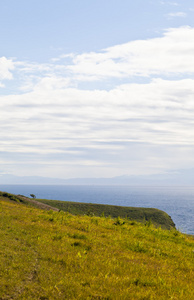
[
  {"left": 0, "top": 191, "right": 175, "bottom": 229},
  {"left": 0, "top": 191, "right": 193, "bottom": 299},
  {"left": 37, "top": 199, "right": 175, "bottom": 230}
]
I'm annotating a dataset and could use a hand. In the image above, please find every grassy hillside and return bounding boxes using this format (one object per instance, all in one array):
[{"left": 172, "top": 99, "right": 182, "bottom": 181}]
[
  {"left": 37, "top": 199, "right": 175, "bottom": 230},
  {"left": 0, "top": 191, "right": 175, "bottom": 229},
  {"left": 0, "top": 193, "right": 193, "bottom": 299}
]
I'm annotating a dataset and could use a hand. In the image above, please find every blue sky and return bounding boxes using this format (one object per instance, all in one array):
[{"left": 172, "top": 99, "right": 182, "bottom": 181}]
[{"left": 1, "top": 0, "right": 194, "bottom": 179}]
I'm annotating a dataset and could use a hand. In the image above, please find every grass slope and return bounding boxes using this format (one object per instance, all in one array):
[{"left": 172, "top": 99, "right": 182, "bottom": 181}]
[
  {"left": 37, "top": 199, "right": 175, "bottom": 230},
  {"left": 0, "top": 194, "right": 194, "bottom": 299}
]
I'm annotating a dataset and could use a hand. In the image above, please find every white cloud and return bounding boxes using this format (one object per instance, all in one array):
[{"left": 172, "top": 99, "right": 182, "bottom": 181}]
[
  {"left": 67, "top": 27, "right": 194, "bottom": 80},
  {"left": 51, "top": 53, "right": 75, "bottom": 62},
  {"left": 166, "top": 12, "right": 187, "bottom": 18},
  {"left": 0, "top": 57, "right": 15, "bottom": 85},
  {"left": 7, "top": 26, "right": 194, "bottom": 92},
  {"left": 160, "top": 1, "right": 179, "bottom": 5}
]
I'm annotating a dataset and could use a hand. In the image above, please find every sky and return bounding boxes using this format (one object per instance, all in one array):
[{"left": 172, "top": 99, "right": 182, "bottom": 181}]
[{"left": 1, "top": 0, "right": 194, "bottom": 179}]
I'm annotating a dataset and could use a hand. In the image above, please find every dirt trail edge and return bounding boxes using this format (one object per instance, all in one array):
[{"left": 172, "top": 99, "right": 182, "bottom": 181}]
[{"left": 17, "top": 195, "right": 60, "bottom": 212}]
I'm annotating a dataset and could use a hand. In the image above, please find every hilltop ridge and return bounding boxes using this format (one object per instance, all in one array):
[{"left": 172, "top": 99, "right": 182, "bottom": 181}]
[{"left": 0, "top": 191, "right": 175, "bottom": 230}]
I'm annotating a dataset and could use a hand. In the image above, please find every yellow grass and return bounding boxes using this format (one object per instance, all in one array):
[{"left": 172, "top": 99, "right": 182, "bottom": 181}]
[{"left": 0, "top": 196, "right": 193, "bottom": 299}]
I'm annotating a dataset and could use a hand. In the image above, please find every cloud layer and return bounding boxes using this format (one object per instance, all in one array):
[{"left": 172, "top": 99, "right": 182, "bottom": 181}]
[{"left": 1, "top": 26, "right": 194, "bottom": 177}]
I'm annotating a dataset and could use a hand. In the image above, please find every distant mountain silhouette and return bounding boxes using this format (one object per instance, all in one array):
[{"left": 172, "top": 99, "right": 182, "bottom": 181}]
[{"left": 0, "top": 169, "right": 194, "bottom": 185}]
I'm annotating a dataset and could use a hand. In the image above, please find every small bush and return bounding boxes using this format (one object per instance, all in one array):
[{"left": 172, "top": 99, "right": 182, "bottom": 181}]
[
  {"left": 68, "top": 233, "right": 87, "bottom": 240},
  {"left": 114, "top": 216, "right": 125, "bottom": 226}
]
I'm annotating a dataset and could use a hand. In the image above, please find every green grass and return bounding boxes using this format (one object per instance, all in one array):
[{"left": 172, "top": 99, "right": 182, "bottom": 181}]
[
  {"left": 37, "top": 199, "right": 175, "bottom": 230},
  {"left": 0, "top": 194, "right": 194, "bottom": 299}
]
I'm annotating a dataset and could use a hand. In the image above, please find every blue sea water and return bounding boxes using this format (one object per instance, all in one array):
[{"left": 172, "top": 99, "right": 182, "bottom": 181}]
[{"left": 0, "top": 185, "right": 193, "bottom": 235}]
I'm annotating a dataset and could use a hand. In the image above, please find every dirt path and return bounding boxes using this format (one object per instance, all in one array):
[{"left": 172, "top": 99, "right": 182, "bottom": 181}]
[{"left": 17, "top": 195, "right": 60, "bottom": 212}]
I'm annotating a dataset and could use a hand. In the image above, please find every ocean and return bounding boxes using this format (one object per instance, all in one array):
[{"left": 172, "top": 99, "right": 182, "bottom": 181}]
[{"left": 1, "top": 185, "right": 193, "bottom": 235}]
